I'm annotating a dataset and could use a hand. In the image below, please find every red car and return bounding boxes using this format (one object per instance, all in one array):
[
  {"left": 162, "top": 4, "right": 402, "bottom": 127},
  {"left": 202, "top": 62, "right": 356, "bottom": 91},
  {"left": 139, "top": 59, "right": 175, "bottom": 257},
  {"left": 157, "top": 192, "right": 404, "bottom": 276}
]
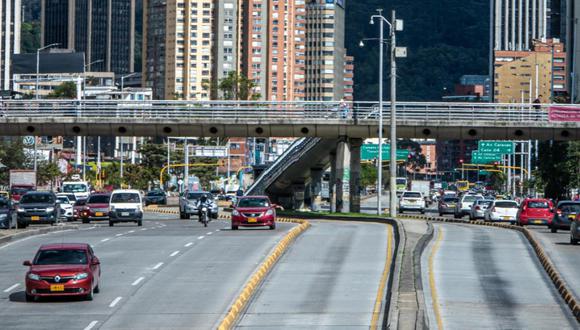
[
  {"left": 23, "top": 243, "right": 101, "bottom": 301},
  {"left": 231, "top": 196, "right": 278, "bottom": 230},
  {"left": 81, "top": 193, "right": 111, "bottom": 224},
  {"left": 516, "top": 198, "right": 554, "bottom": 226},
  {"left": 73, "top": 199, "right": 87, "bottom": 221}
]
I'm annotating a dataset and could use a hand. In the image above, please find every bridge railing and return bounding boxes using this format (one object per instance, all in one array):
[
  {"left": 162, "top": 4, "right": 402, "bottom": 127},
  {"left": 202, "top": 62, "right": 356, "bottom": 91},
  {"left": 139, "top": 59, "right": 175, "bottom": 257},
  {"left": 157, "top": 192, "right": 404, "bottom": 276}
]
[{"left": 0, "top": 100, "right": 567, "bottom": 123}]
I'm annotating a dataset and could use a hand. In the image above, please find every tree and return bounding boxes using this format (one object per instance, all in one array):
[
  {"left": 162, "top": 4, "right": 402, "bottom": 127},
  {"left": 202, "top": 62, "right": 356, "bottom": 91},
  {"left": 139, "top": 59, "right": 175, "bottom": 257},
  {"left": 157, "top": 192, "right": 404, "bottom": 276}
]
[
  {"left": 398, "top": 139, "right": 427, "bottom": 172},
  {"left": 47, "top": 82, "right": 77, "bottom": 99},
  {"left": 216, "top": 72, "right": 261, "bottom": 100},
  {"left": 20, "top": 22, "right": 40, "bottom": 54},
  {"left": 37, "top": 162, "right": 61, "bottom": 186},
  {"left": 360, "top": 163, "right": 378, "bottom": 188},
  {"left": 535, "top": 141, "right": 579, "bottom": 199},
  {"left": 0, "top": 140, "right": 31, "bottom": 185}
]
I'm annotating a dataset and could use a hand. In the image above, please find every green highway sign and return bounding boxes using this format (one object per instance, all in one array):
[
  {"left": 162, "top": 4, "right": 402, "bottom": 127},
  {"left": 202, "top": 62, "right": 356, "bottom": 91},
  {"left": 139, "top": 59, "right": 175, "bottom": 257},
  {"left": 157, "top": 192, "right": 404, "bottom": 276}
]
[
  {"left": 471, "top": 151, "right": 502, "bottom": 164},
  {"left": 478, "top": 141, "right": 514, "bottom": 154},
  {"left": 361, "top": 144, "right": 410, "bottom": 161},
  {"left": 479, "top": 170, "right": 491, "bottom": 175}
]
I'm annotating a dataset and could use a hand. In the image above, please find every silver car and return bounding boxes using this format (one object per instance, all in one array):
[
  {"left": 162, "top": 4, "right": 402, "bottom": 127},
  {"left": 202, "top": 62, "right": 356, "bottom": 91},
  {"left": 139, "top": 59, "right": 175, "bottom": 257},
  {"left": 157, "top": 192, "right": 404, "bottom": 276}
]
[
  {"left": 469, "top": 199, "right": 493, "bottom": 220},
  {"left": 179, "top": 191, "right": 218, "bottom": 220},
  {"left": 454, "top": 194, "right": 484, "bottom": 218}
]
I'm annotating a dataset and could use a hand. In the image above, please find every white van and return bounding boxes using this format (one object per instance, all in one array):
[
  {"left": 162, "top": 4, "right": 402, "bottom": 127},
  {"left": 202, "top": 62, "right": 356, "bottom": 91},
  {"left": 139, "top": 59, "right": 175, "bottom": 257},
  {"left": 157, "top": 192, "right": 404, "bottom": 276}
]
[{"left": 109, "top": 189, "right": 143, "bottom": 226}]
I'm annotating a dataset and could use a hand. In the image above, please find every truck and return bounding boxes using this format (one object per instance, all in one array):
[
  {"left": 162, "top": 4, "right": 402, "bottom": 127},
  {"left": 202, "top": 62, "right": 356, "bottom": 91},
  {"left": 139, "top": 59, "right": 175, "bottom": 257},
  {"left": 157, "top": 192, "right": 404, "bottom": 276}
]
[
  {"left": 410, "top": 180, "right": 431, "bottom": 204},
  {"left": 9, "top": 170, "right": 36, "bottom": 202},
  {"left": 61, "top": 181, "right": 90, "bottom": 200}
]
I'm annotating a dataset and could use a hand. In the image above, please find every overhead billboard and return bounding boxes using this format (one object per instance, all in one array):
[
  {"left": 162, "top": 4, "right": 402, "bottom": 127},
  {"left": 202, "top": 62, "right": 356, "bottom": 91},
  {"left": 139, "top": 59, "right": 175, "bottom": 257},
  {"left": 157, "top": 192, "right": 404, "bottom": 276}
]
[
  {"left": 548, "top": 106, "right": 580, "bottom": 122},
  {"left": 12, "top": 53, "right": 85, "bottom": 74}
]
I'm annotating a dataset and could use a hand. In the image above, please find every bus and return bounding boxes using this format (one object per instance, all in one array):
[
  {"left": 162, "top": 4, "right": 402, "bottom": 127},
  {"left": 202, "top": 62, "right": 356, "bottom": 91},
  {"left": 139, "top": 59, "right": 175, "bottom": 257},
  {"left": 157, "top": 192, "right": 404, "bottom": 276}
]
[
  {"left": 396, "top": 177, "right": 408, "bottom": 193},
  {"left": 456, "top": 180, "right": 470, "bottom": 192}
]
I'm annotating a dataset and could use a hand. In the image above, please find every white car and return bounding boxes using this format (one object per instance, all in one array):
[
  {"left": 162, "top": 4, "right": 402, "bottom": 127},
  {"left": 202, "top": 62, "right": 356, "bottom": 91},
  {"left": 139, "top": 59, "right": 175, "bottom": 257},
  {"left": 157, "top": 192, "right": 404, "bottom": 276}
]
[
  {"left": 109, "top": 189, "right": 143, "bottom": 227},
  {"left": 399, "top": 191, "right": 426, "bottom": 214},
  {"left": 484, "top": 200, "right": 519, "bottom": 223},
  {"left": 56, "top": 195, "right": 74, "bottom": 221},
  {"left": 454, "top": 194, "right": 484, "bottom": 218}
]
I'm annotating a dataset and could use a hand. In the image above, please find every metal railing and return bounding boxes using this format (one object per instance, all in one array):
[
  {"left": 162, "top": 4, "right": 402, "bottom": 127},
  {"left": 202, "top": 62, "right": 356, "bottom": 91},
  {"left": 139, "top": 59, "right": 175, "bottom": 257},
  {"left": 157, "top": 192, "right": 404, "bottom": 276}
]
[
  {"left": 245, "top": 137, "right": 321, "bottom": 196},
  {"left": 0, "top": 100, "right": 573, "bottom": 124}
]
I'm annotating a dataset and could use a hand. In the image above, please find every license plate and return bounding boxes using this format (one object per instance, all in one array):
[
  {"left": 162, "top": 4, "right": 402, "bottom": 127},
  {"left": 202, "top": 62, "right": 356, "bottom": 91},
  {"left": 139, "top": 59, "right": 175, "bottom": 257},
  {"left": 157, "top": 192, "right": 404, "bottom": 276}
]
[
  {"left": 96, "top": 212, "right": 103, "bottom": 217},
  {"left": 50, "top": 284, "right": 64, "bottom": 292},
  {"left": 533, "top": 220, "right": 543, "bottom": 224},
  {"left": 31, "top": 216, "right": 40, "bottom": 221},
  {"left": 248, "top": 218, "right": 257, "bottom": 223},
  {"left": 121, "top": 212, "right": 130, "bottom": 216},
  {"left": 570, "top": 215, "right": 577, "bottom": 219},
  {"left": 503, "top": 216, "right": 511, "bottom": 220}
]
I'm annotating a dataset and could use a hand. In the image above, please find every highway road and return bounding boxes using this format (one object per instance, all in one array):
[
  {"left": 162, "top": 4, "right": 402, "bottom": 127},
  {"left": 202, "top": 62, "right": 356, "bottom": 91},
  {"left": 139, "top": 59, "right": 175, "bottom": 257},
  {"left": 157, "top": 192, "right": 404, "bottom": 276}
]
[
  {"left": 237, "top": 220, "right": 391, "bottom": 329},
  {"left": 422, "top": 223, "right": 577, "bottom": 329},
  {"left": 0, "top": 213, "right": 296, "bottom": 330}
]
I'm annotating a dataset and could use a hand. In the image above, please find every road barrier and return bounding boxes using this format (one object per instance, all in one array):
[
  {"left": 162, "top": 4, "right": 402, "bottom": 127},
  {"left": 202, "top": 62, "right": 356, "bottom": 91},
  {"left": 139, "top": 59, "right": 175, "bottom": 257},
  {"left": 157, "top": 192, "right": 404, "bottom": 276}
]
[{"left": 398, "top": 213, "right": 580, "bottom": 323}]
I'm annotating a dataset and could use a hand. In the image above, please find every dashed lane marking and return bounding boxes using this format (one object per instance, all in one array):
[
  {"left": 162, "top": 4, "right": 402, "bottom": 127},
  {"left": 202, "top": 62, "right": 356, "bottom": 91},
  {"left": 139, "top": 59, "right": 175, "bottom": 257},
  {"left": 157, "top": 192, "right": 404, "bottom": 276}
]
[
  {"left": 83, "top": 321, "right": 98, "bottom": 330},
  {"left": 152, "top": 262, "right": 164, "bottom": 270},
  {"left": 115, "top": 234, "right": 123, "bottom": 237},
  {"left": 109, "top": 296, "right": 122, "bottom": 308},
  {"left": 169, "top": 251, "right": 180, "bottom": 257},
  {"left": 131, "top": 277, "right": 145, "bottom": 286},
  {"left": 184, "top": 242, "right": 193, "bottom": 247},
  {"left": 197, "top": 236, "right": 205, "bottom": 240},
  {"left": 3, "top": 283, "right": 19, "bottom": 293},
  {"left": 101, "top": 238, "right": 110, "bottom": 242}
]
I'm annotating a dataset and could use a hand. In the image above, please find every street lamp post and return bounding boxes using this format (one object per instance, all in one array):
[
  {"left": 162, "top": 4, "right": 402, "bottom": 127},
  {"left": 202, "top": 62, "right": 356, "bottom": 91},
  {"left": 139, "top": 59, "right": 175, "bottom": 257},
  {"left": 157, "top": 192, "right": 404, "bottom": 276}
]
[
  {"left": 368, "top": 9, "right": 400, "bottom": 217},
  {"left": 120, "top": 73, "right": 139, "bottom": 165}
]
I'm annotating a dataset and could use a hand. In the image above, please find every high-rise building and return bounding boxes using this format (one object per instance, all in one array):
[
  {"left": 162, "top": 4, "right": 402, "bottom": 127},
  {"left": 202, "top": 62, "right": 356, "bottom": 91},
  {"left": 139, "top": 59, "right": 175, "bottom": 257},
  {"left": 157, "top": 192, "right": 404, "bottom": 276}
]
[
  {"left": 0, "top": 0, "right": 21, "bottom": 91},
  {"left": 41, "top": 0, "right": 135, "bottom": 74},
  {"left": 563, "top": 0, "right": 580, "bottom": 102},
  {"left": 212, "top": 0, "right": 238, "bottom": 95},
  {"left": 143, "top": 0, "right": 214, "bottom": 100},
  {"left": 492, "top": 0, "right": 550, "bottom": 51},
  {"left": 305, "top": 0, "right": 347, "bottom": 101}
]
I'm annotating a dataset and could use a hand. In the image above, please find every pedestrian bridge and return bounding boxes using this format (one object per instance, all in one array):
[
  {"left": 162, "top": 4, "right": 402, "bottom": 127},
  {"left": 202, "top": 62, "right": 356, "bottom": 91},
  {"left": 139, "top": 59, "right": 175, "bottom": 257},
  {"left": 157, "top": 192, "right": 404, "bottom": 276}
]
[{"left": 0, "top": 100, "right": 578, "bottom": 140}]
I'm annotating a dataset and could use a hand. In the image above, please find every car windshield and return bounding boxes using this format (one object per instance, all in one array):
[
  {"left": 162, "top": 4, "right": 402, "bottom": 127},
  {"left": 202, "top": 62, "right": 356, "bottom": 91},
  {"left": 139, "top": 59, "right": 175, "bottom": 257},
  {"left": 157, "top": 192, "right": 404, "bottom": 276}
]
[
  {"left": 188, "top": 193, "right": 210, "bottom": 200},
  {"left": 559, "top": 204, "right": 580, "bottom": 213},
  {"left": 463, "top": 195, "right": 483, "bottom": 202},
  {"left": 495, "top": 201, "right": 518, "bottom": 208},
  {"left": 63, "top": 194, "right": 76, "bottom": 202},
  {"left": 63, "top": 184, "right": 87, "bottom": 193},
  {"left": 238, "top": 198, "right": 270, "bottom": 208},
  {"left": 88, "top": 195, "right": 110, "bottom": 204},
  {"left": 147, "top": 191, "right": 165, "bottom": 196},
  {"left": 443, "top": 197, "right": 458, "bottom": 203},
  {"left": 396, "top": 178, "right": 407, "bottom": 185},
  {"left": 403, "top": 192, "right": 422, "bottom": 198},
  {"left": 528, "top": 201, "right": 549, "bottom": 208},
  {"left": 11, "top": 187, "right": 32, "bottom": 195},
  {"left": 34, "top": 249, "right": 88, "bottom": 265},
  {"left": 478, "top": 201, "right": 493, "bottom": 207},
  {"left": 74, "top": 200, "right": 86, "bottom": 206},
  {"left": 56, "top": 197, "right": 70, "bottom": 204},
  {"left": 20, "top": 194, "right": 54, "bottom": 204},
  {"left": 111, "top": 193, "right": 140, "bottom": 203}
]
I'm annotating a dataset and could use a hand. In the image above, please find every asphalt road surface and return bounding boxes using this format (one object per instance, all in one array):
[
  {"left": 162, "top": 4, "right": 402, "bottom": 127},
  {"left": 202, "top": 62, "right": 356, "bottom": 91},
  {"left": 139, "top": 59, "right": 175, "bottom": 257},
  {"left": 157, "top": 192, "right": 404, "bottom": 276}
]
[
  {"left": 0, "top": 213, "right": 296, "bottom": 330},
  {"left": 422, "top": 223, "right": 577, "bottom": 329},
  {"left": 237, "top": 220, "right": 391, "bottom": 329}
]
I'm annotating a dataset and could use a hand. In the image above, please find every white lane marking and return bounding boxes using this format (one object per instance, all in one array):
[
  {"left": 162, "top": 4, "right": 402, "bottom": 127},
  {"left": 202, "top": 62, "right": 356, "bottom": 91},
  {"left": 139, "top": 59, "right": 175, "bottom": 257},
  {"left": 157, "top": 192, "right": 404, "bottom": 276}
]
[
  {"left": 197, "top": 236, "right": 205, "bottom": 240},
  {"left": 84, "top": 321, "right": 99, "bottom": 330},
  {"left": 109, "top": 296, "right": 123, "bottom": 308},
  {"left": 131, "top": 277, "right": 145, "bottom": 286},
  {"left": 115, "top": 233, "right": 123, "bottom": 237},
  {"left": 101, "top": 238, "right": 111, "bottom": 242},
  {"left": 141, "top": 228, "right": 148, "bottom": 231},
  {"left": 152, "top": 262, "right": 164, "bottom": 270},
  {"left": 169, "top": 251, "right": 180, "bottom": 257},
  {"left": 184, "top": 242, "right": 193, "bottom": 247},
  {"left": 128, "top": 230, "right": 135, "bottom": 233},
  {"left": 207, "top": 232, "right": 213, "bottom": 235},
  {"left": 3, "top": 283, "right": 20, "bottom": 293},
  {"left": 216, "top": 229, "right": 221, "bottom": 232}
]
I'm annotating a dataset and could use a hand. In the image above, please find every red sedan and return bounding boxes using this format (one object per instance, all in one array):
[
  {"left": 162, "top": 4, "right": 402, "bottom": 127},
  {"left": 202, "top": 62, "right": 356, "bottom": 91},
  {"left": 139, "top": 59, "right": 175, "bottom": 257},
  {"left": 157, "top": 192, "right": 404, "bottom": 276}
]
[
  {"left": 81, "top": 193, "right": 111, "bottom": 224},
  {"left": 516, "top": 198, "right": 554, "bottom": 226},
  {"left": 231, "top": 196, "right": 278, "bottom": 230},
  {"left": 23, "top": 243, "right": 101, "bottom": 301}
]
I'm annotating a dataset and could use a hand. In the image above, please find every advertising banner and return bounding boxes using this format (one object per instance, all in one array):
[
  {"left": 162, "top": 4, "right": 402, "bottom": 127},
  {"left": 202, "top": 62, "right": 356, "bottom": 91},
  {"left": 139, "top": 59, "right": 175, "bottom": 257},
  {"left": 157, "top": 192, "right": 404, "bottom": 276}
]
[{"left": 548, "top": 106, "right": 580, "bottom": 122}]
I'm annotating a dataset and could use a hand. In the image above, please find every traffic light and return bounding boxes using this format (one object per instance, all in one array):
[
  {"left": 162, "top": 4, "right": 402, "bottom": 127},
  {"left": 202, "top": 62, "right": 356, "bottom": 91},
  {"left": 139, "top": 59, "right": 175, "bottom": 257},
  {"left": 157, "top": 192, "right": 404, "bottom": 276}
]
[{"left": 459, "top": 159, "right": 464, "bottom": 165}]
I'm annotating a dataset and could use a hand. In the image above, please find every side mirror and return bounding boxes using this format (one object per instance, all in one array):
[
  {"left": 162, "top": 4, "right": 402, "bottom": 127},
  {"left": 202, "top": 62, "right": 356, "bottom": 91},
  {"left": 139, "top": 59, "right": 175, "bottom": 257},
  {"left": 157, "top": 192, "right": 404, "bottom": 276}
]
[
  {"left": 230, "top": 204, "right": 235, "bottom": 209},
  {"left": 23, "top": 260, "right": 31, "bottom": 266},
  {"left": 91, "top": 258, "right": 100, "bottom": 265}
]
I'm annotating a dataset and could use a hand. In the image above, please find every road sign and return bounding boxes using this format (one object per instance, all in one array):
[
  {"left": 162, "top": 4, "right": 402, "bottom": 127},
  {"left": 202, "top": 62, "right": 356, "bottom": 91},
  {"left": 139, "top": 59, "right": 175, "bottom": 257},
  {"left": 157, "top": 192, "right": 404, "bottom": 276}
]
[
  {"left": 479, "top": 170, "right": 491, "bottom": 175},
  {"left": 471, "top": 151, "right": 502, "bottom": 164},
  {"left": 361, "top": 144, "right": 410, "bottom": 161},
  {"left": 478, "top": 141, "right": 514, "bottom": 154}
]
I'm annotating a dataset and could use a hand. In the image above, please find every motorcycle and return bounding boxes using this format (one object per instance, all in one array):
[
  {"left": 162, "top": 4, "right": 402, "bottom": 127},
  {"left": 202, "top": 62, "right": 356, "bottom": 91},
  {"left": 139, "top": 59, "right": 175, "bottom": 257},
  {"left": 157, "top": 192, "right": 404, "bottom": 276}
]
[{"left": 200, "top": 206, "right": 210, "bottom": 227}]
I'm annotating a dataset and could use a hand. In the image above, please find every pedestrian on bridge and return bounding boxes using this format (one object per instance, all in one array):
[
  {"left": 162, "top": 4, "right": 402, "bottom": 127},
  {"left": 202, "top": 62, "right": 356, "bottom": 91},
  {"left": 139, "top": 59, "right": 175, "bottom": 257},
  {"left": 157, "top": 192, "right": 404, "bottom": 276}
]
[{"left": 533, "top": 96, "right": 543, "bottom": 120}]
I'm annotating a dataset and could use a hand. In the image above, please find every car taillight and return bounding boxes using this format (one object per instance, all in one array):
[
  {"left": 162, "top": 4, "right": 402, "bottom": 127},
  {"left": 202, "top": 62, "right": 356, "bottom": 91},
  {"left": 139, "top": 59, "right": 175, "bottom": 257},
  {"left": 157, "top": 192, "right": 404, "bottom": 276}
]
[
  {"left": 557, "top": 209, "right": 562, "bottom": 215},
  {"left": 475, "top": 206, "right": 481, "bottom": 210}
]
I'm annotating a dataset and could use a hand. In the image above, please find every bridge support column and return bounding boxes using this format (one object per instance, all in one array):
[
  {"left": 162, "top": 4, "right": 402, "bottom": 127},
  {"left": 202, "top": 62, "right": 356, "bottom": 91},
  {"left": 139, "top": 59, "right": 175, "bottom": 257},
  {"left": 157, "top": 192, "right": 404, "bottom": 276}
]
[
  {"left": 310, "top": 168, "right": 324, "bottom": 211},
  {"left": 335, "top": 138, "right": 350, "bottom": 213},
  {"left": 329, "top": 153, "right": 337, "bottom": 213},
  {"left": 292, "top": 183, "right": 306, "bottom": 210},
  {"left": 349, "top": 138, "right": 363, "bottom": 213}
]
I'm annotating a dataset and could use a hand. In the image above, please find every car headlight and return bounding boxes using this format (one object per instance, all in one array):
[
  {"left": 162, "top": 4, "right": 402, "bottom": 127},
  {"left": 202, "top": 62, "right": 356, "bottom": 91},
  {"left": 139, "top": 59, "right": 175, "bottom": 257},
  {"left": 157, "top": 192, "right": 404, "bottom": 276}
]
[
  {"left": 232, "top": 210, "right": 240, "bottom": 216},
  {"left": 46, "top": 207, "right": 54, "bottom": 213},
  {"left": 17, "top": 208, "right": 25, "bottom": 213},
  {"left": 0, "top": 214, "right": 6, "bottom": 219},
  {"left": 74, "top": 272, "right": 89, "bottom": 280},
  {"left": 265, "top": 209, "right": 274, "bottom": 216},
  {"left": 28, "top": 273, "right": 40, "bottom": 281}
]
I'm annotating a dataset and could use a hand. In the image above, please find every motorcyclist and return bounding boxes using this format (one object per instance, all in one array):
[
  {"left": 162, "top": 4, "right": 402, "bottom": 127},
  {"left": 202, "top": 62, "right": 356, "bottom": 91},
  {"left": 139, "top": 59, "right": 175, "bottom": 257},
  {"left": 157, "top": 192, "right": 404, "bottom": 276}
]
[{"left": 196, "top": 194, "right": 213, "bottom": 222}]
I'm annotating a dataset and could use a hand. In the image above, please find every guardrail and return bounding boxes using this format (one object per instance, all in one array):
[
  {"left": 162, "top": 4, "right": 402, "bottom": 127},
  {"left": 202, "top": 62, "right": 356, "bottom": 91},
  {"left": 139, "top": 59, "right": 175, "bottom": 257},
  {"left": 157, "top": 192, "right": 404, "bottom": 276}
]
[
  {"left": 245, "top": 137, "right": 321, "bottom": 196},
  {"left": 0, "top": 100, "right": 576, "bottom": 124}
]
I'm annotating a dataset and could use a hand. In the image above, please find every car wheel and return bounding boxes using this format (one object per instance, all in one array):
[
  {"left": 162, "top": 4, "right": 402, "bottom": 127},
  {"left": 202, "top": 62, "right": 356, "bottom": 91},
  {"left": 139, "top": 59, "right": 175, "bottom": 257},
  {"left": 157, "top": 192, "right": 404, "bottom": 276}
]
[
  {"left": 269, "top": 223, "right": 276, "bottom": 230},
  {"left": 571, "top": 237, "right": 579, "bottom": 245},
  {"left": 137, "top": 220, "right": 143, "bottom": 227},
  {"left": 439, "top": 212, "right": 443, "bottom": 217},
  {"left": 82, "top": 219, "right": 90, "bottom": 224},
  {"left": 231, "top": 225, "right": 238, "bottom": 230},
  {"left": 94, "top": 282, "right": 100, "bottom": 294},
  {"left": 185, "top": 213, "right": 191, "bottom": 220},
  {"left": 399, "top": 210, "right": 403, "bottom": 214},
  {"left": 25, "top": 293, "right": 35, "bottom": 302},
  {"left": 420, "top": 210, "right": 425, "bottom": 214},
  {"left": 454, "top": 213, "right": 460, "bottom": 219},
  {"left": 551, "top": 227, "right": 557, "bottom": 233},
  {"left": 109, "top": 221, "right": 114, "bottom": 227},
  {"left": 85, "top": 285, "right": 94, "bottom": 301}
]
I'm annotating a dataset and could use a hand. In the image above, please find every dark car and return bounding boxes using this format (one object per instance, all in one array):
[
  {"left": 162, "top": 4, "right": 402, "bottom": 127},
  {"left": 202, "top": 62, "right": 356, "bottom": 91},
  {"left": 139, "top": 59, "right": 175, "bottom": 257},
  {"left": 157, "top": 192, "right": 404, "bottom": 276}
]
[
  {"left": 438, "top": 196, "right": 459, "bottom": 216},
  {"left": 23, "top": 243, "right": 101, "bottom": 301},
  {"left": 551, "top": 201, "right": 580, "bottom": 233},
  {"left": 0, "top": 197, "right": 16, "bottom": 229},
  {"left": 81, "top": 193, "right": 111, "bottom": 223},
  {"left": 144, "top": 190, "right": 167, "bottom": 206},
  {"left": 17, "top": 192, "right": 60, "bottom": 228}
]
